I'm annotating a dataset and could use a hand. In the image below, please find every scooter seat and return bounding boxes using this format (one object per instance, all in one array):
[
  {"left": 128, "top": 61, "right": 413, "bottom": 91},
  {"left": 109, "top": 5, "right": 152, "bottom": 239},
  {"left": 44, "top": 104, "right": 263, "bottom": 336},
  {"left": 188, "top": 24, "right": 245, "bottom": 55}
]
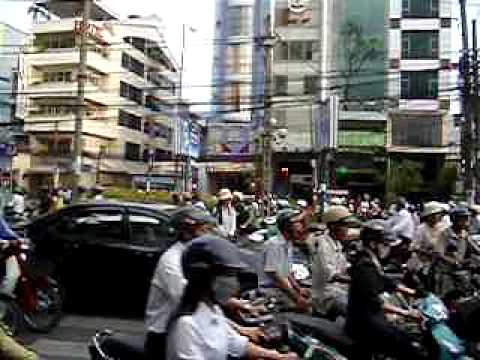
[
  {"left": 100, "top": 332, "right": 147, "bottom": 359},
  {"left": 284, "top": 313, "right": 357, "bottom": 356}
]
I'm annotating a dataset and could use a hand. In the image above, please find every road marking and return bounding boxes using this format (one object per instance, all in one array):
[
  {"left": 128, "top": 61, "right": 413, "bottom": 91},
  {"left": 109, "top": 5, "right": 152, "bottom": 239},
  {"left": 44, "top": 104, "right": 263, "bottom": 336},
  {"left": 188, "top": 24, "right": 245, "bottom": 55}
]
[{"left": 29, "top": 339, "right": 89, "bottom": 359}]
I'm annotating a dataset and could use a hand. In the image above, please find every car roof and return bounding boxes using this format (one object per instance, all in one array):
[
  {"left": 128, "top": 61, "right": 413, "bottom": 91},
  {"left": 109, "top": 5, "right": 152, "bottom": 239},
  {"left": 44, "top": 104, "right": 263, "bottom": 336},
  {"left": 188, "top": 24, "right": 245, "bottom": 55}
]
[{"left": 28, "top": 200, "right": 178, "bottom": 226}]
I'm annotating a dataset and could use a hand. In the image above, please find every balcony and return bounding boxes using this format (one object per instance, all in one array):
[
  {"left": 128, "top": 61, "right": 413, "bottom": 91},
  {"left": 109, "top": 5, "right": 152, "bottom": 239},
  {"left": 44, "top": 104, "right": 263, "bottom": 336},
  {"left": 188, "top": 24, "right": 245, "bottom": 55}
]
[
  {"left": 26, "top": 49, "right": 112, "bottom": 75},
  {"left": 25, "top": 114, "right": 117, "bottom": 140}
]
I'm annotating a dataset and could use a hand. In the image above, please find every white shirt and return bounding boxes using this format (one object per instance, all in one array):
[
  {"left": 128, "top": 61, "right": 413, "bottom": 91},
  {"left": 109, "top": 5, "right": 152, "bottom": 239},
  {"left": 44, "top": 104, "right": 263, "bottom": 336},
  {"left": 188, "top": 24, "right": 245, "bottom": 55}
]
[
  {"left": 391, "top": 209, "right": 415, "bottom": 240},
  {"left": 166, "top": 302, "right": 248, "bottom": 360},
  {"left": 11, "top": 194, "right": 25, "bottom": 214},
  {"left": 220, "top": 205, "right": 236, "bottom": 237},
  {"left": 145, "top": 242, "right": 187, "bottom": 334}
]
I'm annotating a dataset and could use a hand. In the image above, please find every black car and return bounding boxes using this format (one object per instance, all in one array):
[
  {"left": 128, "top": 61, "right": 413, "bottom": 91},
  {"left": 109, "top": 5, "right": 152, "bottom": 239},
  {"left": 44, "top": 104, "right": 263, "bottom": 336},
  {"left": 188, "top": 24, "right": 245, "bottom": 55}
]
[{"left": 25, "top": 201, "right": 178, "bottom": 314}]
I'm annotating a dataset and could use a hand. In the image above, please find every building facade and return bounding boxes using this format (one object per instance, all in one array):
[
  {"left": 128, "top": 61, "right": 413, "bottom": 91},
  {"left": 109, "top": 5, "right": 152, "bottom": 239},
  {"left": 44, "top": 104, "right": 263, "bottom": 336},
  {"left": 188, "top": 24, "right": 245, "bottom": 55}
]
[
  {"left": 19, "top": 3, "right": 180, "bottom": 191},
  {"left": 0, "top": 23, "right": 25, "bottom": 177},
  {"left": 387, "top": 0, "right": 458, "bottom": 192}
]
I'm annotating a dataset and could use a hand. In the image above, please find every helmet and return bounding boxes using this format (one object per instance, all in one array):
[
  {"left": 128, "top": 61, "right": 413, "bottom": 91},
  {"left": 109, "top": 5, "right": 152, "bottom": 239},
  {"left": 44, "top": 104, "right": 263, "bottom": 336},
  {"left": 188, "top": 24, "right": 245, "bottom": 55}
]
[
  {"left": 450, "top": 206, "right": 470, "bottom": 220},
  {"left": 170, "top": 206, "right": 217, "bottom": 230},
  {"left": 421, "top": 201, "right": 444, "bottom": 219},
  {"left": 182, "top": 235, "right": 245, "bottom": 281},
  {"left": 277, "top": 199, "right": 290, "bottom": 210},
  {"left": 360, "top": 219, "right": 387, "bottom": 245},
  {"left": 396, "top": 196, "right": 407, "bottom": 209},
  {"left": 276, "top": 209, "right": 302, "bottom": 232},
  {"left": 322, "top": 206, "right": 354, "bottom": 225}
]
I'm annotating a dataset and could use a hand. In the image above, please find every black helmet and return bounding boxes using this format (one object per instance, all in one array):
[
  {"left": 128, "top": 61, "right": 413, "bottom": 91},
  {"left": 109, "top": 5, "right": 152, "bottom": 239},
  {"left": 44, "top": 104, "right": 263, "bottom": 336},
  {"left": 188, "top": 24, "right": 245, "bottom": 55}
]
[
  {"left": 170, "top": 206, "right": 217, "bottom": 230},
  {"left": 276, "top": 209, "right": 302, "bottom": 233},
  {"left": 360, "top": 219, "right": 387, "bottom": 245},
  {"left": 182, "top": 235, "right": 246, "bottom": 281},
  {"left": 450, "top": 206, "right": 470, "bottom": 221}
]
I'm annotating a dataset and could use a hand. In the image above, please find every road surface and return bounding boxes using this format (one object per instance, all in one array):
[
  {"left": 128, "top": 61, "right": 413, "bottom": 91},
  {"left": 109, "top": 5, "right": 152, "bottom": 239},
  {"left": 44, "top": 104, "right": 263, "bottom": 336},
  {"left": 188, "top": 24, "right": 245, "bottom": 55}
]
[{"left": 23, "top": 315, "right": 144, "bottom": 360}]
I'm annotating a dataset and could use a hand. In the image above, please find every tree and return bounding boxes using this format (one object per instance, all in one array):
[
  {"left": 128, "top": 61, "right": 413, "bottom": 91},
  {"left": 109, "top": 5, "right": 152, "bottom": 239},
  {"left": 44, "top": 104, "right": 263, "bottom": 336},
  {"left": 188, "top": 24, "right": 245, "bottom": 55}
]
[
  {"left": 387, "top": 159, "right": 423, "bottom": 200},
  {"left": 28, "top": 1, "right": 50, "bottom": 23},
  {"left": 339, "top": 22, "right": 383, "bottom": 101}
]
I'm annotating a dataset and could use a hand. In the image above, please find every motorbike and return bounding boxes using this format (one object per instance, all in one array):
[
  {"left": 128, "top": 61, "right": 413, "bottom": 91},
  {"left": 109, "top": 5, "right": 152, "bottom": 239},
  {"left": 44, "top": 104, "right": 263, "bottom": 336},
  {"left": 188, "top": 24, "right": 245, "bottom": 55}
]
[{"left": 0, "top": 239, "right": 64, "bottom": 334}]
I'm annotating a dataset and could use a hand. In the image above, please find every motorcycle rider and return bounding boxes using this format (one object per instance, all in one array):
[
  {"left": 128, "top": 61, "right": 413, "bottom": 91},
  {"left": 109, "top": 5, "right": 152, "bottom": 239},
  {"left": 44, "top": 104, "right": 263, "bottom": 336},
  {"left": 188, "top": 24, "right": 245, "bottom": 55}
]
[
  {"left": 263, "top": 209, "right": 310, "bottom": 312},
  {"left": 389, "top": 196, "right": 415, "bottom": 244},
  {"left": 0, "top": 220, "right": 37, "bottom": 360},
  {"left": 408, "top": 201, "right": 445, "bottom": 273},
  {"left": 166, "top": 235, "right": 298, "bottom": 360},
  {"left": 311, "top": 206, "right": 354, "bottom": 318},
  {"left": 346, "top": 220, "right": 426, "bottom": 360},
  {"left": 145, "top": 207, "right": 217, "bottom": 359},
  {"left": 434, "top": 206, "right": 476, "bottom": 296}
]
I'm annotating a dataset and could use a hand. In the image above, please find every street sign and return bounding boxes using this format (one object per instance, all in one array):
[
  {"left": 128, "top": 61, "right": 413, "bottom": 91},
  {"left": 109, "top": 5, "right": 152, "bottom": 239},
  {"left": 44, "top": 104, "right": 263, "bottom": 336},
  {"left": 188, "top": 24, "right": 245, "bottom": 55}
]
[{"left": 313, "top": 95, "right": 338, "bottom": 150}]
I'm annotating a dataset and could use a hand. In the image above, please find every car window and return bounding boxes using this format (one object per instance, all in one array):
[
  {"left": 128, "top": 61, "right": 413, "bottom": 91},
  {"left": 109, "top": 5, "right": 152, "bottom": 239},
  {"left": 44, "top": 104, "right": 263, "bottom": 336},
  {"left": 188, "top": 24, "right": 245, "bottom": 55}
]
[
  {"left": 128, "top": 213, "right": 174, "bottom": 249},
  {"left": 63, "top": 208, "right": 125, "bottom": 244}
]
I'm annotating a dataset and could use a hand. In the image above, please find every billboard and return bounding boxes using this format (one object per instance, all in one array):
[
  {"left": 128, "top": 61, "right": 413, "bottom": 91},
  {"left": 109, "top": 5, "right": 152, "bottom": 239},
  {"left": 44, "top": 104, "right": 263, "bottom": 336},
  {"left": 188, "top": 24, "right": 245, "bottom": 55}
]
[{"left": 206, "top": 125, "right": 252, "bottom": 157}]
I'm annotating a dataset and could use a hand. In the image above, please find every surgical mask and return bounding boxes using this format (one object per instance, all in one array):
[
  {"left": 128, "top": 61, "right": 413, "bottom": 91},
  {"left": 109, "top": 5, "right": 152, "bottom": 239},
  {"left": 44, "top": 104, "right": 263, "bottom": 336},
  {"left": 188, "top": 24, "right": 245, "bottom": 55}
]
[
  {"left": 377, "top": 243, "right": 391, "bottom": 260},
  {"left": 212, "top": 275, "right": 240, "bottom": 305}
]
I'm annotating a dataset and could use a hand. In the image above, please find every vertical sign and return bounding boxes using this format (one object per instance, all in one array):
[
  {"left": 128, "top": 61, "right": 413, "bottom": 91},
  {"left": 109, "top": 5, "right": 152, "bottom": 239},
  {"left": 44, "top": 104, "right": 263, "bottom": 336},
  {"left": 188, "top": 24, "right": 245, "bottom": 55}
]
[{"left": 313, "top": 95, "right": 338, "bottom": 150}]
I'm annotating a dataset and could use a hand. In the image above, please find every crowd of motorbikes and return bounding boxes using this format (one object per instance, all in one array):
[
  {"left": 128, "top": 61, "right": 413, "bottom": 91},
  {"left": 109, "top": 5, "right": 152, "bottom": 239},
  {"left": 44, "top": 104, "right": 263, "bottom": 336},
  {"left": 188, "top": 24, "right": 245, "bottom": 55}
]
[{"left": 88, "top": 201, "right": 480, "bottom": 360}]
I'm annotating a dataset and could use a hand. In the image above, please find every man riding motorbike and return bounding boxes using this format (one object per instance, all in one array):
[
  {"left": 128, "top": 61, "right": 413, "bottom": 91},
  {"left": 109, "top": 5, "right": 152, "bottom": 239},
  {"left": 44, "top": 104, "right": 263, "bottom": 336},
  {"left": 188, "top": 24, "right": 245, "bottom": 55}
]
[
  {"left": 408, "top": 201, "right": 445, "bottom": 274},
  {"left": 0, "top": 218, "right": 37, "bottom": 360},
  {"left": 263, "top": 209, "right": 310, "bottom": 313},
  {"left": 144, "top": 207, "right": 217, "bottom": 359},
  {"left": 434, "top": 206, "right": 476, "bottom": 297},
  {"left": 346, "top": 219, "right": 426, "bottom": 360},
  {"left": 311, "top": 206, "right": 354, "bottom": 318}
]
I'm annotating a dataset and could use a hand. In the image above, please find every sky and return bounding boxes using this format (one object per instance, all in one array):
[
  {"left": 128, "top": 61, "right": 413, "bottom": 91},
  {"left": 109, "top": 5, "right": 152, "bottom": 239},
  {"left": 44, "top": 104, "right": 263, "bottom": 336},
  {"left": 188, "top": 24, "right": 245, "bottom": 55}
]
[{"left": 0, "top": 0, "right": 216, "bottom": 109}]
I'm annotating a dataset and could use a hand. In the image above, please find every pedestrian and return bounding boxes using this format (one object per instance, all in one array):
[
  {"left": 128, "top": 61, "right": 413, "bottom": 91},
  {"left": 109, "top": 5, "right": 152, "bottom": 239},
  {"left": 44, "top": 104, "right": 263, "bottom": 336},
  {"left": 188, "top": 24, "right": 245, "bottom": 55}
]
[
  {"left": 213, "top": 189, "right": 237, "bottom": 241},
  {"left": 181, "top": 192, "right": 193, "bottom": 206},
  {"left": 191, "top": 192, "right": 207, "bottom": 211},
  {"left": 11, "top": 187, "right": 25, "bottom": 218},
  {"left": 389, "top": 197, "right": 415, "bottom": 244},
  {"left": 469, "top": 204, "right": 480, "bottom": 234},
  {"left": 171, "top": 192, "right": 181, "bottom": 206}
]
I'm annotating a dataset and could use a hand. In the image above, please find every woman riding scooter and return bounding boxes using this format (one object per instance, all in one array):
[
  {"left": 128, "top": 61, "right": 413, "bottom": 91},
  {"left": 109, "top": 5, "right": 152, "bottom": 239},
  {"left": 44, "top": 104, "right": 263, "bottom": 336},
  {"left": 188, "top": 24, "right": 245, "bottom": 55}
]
[
  {"left": 166, "top": 235, "right": 298, "bottom": 360},
  {"left": 346, "top": 219, "right": 426, "bottom": 360}
]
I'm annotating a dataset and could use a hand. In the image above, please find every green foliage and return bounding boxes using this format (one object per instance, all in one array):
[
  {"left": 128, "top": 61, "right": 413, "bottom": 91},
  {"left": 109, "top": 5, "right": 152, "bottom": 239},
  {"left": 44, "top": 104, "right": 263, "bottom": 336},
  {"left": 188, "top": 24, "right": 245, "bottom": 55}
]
[
  {"left": 432, "top": 165, "right": 457, "bottom": 195},
  {"left": 340, "top": 21, "right": 383, "bottom": 100},
  {"left": 388, "top": 159, "right": 423, "bottom": 196}
]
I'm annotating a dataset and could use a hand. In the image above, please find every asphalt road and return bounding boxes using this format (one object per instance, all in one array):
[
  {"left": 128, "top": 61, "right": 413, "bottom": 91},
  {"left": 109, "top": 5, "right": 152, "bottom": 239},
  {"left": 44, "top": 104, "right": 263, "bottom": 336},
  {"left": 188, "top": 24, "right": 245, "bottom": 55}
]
[{"left": 22, "top": 315, "right": 144, "bottom": 360}]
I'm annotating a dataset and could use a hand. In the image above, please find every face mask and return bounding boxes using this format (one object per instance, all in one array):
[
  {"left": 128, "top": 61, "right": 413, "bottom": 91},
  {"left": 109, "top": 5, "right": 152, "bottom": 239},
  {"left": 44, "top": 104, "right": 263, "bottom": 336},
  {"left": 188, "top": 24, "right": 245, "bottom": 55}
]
[
  {"left": 377, "top": 243, "right": 391, "bottom": 260},
  {"left": 212, "top": 275, "right": 240, "bottom": 305}
]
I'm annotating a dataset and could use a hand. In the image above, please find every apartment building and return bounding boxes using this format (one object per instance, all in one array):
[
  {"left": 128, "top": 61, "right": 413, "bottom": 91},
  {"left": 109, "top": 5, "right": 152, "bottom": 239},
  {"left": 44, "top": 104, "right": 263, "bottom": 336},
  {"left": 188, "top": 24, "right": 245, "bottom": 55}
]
[
  {"left": 20, "top": 2, "right": 179, "bottom": 190},
  {"left": 270, "top": 0, "right": 340, "bottom": 195},
  {"left": 0, "top": 23, "right": 25, "bottom": 174},
  {"left": 387, "top": 0, "right": 457, "bottom": 181}
]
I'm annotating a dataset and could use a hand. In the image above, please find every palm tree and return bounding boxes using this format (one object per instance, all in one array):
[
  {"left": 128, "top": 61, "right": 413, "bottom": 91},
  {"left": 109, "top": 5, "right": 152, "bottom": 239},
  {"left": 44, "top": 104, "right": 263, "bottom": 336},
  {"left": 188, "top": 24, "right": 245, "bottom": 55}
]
[{"left": 28, "top": 1, "right": 50, "bottom": 23}]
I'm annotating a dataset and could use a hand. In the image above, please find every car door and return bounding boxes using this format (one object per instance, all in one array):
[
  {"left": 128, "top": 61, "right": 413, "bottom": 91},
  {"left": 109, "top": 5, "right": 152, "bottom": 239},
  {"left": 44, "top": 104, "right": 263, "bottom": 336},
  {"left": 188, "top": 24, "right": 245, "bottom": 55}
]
[
  {"left": 126, "top": 208, "right": 176, "bottom": 311},
  {"left": 52, "top": 206, "right": 129, "bottom": 309}
]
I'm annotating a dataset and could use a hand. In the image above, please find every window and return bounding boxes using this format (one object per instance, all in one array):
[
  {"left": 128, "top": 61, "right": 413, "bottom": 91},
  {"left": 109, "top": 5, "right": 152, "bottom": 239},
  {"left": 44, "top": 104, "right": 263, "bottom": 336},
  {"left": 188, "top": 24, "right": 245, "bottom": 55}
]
[
  {"left": 274, "top": 75, "right": 288, "bottom": 96},
  {"left": 273, "top": 109, "right": 287, "bottom": 127},
  {"left": 125, "top": 142, "right": 141, "bottom": 161},
  {"left": 390, "top": 19, "right": 401, "bottom": 29},
  {"left": 38, "top": 105, "right": 74, "bottom": 116},
  {"left": 34, "top": 33, "right": 75, "bottom": 49},
  {"left": 275, "top": 42, "right": 289, "bottom": 61},
  {"left": 46, "top": 139, "right": 71, "bottom": 156},
  {"left": 226, "top": 6, "right": 251, "bottom": 37},
  {"left": 118, "top": 110, "right": 141, "bottom": 131},
  {"left": 128, "top": 213, "right": 174, "bottom": 249},
  {"left": 43, "top": 71, "right": 72, "bottom": 83},
  {"left": 402, "top": 0, "right": 439, "bottom": 18},
  {"left": 275, "top": 41, "right": 314, "bottom": 61},
  {"left": 304, "top": 76, "right": 318, "bottom": 95},
  {"left": 120, "top": 81, "right": 143, "bottom": 104},
  {"left": 401, "top": 71, "right": 438, "bottom": 99},
  {"left": 64, "top": 209, "right": 125, "bottom": 245},
  {"left": 402, "top": 31, "right": 439, "bottom": 59},
  {"left": 441, "top": 18, "right": 452, "bottom": 28},
  {"left": 121, "top": 53, "right": 145, "bottom": 77},
  {"left": 392, "top": 115, "right": 442, "bottom": 146}
]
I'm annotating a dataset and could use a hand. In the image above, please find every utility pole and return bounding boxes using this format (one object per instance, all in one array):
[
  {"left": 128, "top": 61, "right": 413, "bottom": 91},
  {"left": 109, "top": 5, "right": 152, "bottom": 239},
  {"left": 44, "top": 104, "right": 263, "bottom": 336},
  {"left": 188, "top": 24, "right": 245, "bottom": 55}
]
[
  {"left": 262, "top": 13, "right": 275, "bottom": 213},
  {"left": 459, "top": 0, "right": 474, "bottom": 204},
  {"left": 473, "top": 20, "right": 479, "bottom": 197},
  {"left": 73, "top": 0, "right": 91, "bottom": 202}
]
